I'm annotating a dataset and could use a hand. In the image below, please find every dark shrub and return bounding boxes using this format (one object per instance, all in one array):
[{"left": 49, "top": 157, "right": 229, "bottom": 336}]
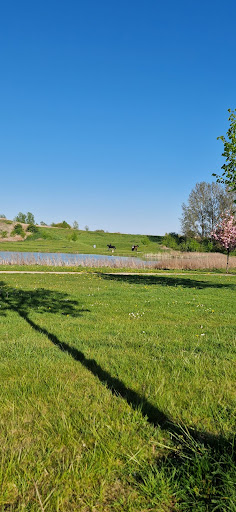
[
  {"left": 26, "top": 224, "right": 38, "bottom": 233},
  {"left": 11, "top": 223, "right": 25, "bottom": 237},
  {"left": 51, "top": 221, "right": 71, "bottom": 229}
]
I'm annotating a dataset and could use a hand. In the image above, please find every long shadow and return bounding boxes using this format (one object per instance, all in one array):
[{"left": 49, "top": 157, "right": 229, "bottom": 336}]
[
  {"left": 19, "top": 311, "right": 169, "bottom": 428},
  {"left": 99, "top": 273, "right": 236, "bottom": 289},
  {"left": 1, "top": 280, "right": 235, "bottom": 508},
  {"left": 14, "top": 308, "right": 233, "bottom": 453},
  {"left": 0, "top": 280, "right": 232, "bottom": 453},
  {"left": 0, "top": 281, "right": 89, "bottom": 317}
]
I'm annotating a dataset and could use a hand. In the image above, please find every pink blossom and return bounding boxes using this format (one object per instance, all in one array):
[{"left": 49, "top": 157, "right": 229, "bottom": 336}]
[{"left": 211, "top": 212, "right": 236, "bottom": 251}]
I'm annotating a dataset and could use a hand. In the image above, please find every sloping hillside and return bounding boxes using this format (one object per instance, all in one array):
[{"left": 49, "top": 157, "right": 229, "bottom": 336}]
[
  {"left": 0, "top": 222, "right": 163, "bottom": 256},
  {"left": 0, "top": 219, "right": 31, "bottom": 241}
]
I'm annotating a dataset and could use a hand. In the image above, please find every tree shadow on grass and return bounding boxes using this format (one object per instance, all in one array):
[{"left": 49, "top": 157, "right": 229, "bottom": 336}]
[
  {"left": 0, "top": 281, "right": 87, "bottom": 317},
  {"left": 98, "top": 273, "right": 236, "bottom": 289},
  {"left": 0, "top": 280, "right": 232, "bottom": 444},
  {"left": 0, "top": 280, "right": 235, "bottom": 509}
]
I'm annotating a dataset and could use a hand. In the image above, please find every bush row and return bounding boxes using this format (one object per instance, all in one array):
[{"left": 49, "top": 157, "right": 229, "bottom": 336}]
[{"left": 163, "top": 232, "right": 218, "bottom": 252}]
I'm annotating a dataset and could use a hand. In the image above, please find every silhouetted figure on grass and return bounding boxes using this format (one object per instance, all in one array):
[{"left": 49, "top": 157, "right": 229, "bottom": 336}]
[{"left": 107, "top": 243, "right": 116, "bottom": 251}]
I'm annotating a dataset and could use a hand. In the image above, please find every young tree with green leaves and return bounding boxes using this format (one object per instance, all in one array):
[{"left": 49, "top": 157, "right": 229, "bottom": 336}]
[
  {"left": 213, "top": 109, "right": 236, "bottom": 195},
  {"left": 25, "top": 212, "right": 35, "bottom": 224},
  {"left": 14, "top": 212, "right": 26, "bottom": 223},
  {"left": 73, "top": 221, "right": 79, "bottom": 230},
  {"left": 14, "top": 212, "right": 35, "bottom": 224}
]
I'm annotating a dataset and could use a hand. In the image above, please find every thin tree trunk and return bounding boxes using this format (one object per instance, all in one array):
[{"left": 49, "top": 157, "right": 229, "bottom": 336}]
[{"left": 226, "top": 249, "right": 230, "bottom": 273}]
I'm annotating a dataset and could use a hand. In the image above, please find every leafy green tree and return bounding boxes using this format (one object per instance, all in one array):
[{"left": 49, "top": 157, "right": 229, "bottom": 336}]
[
  {"left": 84, "top": 225, "right": 89, "bottom": 231},
  {"left": 14, "top": 212, "right": 26, "bottom": 223},
  {"left": 0, "top": 214, "right": 6, "bottom": 218},
  {"left": 73, "top": 221, "right": 79, "bottom": 230},
  {"left": 213, "top": 109, "right": 236, "bottom": 194},
  {"left": 14, "top": 212, "right": 35, "bottom": 224},
  {"left": 25, "top": 212, "right": 35, "bottom": 224}
]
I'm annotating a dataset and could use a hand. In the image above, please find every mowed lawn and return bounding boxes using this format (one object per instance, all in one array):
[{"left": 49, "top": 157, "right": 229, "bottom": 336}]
[{"left": 0, "top": 272, "right": 235, "bottom": 511}]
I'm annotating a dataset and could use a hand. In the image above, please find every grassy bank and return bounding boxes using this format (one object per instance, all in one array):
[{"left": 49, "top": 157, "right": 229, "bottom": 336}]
[
  {"left": 0, "top": 225, "right": 163, "bottom": 256},
  {"left": 0, "top": 271, "right": 235, "bottom": 511}
]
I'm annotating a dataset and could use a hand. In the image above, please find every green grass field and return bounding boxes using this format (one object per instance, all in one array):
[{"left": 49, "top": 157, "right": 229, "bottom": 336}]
[
  {"left": 0, "top": 271, "right": 235, "bottom": 511},
  {"left": 0, "top": 226, "right": 163, "bottom": 257}
]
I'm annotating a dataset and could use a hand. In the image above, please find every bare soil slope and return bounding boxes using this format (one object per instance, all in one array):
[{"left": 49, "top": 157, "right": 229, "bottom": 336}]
[{"left": 0, "top": 219, "right": 30, "bottom": 241}]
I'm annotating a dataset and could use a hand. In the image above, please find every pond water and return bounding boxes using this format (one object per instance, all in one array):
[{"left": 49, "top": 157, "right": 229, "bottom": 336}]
[{"left": 0, "top": 251, "right": 157, "bottom": 267}]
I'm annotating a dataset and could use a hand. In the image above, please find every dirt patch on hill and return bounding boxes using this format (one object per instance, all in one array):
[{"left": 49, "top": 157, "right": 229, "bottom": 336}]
[{"left": 0, "top": 219, "right": 31, "bottom": 242}]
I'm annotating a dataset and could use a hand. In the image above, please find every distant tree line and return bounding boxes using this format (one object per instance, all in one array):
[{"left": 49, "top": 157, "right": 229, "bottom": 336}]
[
  {"left": 1, "top": 210, "right": 92, "bottom": 232},
  {"left": 8, "top": 213, "right": 81, "bottom": 230},
  {"left": 14, "top": 212, "right": 35, "bottom": 224}
]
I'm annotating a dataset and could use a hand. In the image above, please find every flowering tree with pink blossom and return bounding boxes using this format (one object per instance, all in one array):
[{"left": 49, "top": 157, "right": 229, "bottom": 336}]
[{"left": 212, "top": 213, "right": 236, "bottom": 272}]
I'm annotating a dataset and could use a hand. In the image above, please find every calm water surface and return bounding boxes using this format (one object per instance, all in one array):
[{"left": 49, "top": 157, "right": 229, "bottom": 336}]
[{"left": 0, "top": 251, "right": 156, "bottom": 266}]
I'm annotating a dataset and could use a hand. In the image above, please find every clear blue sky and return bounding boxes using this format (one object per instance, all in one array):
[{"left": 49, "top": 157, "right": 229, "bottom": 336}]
[{"left": 0, "top": 0, "right": 235, "bottom": 234}]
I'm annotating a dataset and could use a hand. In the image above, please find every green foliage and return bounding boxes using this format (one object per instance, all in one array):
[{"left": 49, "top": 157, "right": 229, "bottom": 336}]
[
  {"left": 213, "top": 108, "right": 236, "bottom": 194},
  {"left": 84, "top": 225, "right": 89, "bottom": 231},
  {"left": 51, "top": 221, "right": 71, "bottom": 229},
  {"left": 68, "top": 231, "right": 79, "bottom": 241},
  {"left": 163, "top": 233, "right": 216, "bottom": 253},
  {"left": 26, "top": 223, "right": 38, "bottom": 233},
  {"left": 201, "top": 238, "right": 215, "bottom": 252},
  {"left": 1, "top": 230, "right": 7, "bottom": 238},
  {"left": 13, "top": 211, "right": 35, "bottom": 224},
  {"left": 2, "top": 219, "right": 12, "bottom": 225},
  {"left": 72, "top": 220, "right": 79, "bottom": 230},
  {"left": 0, "top": 214, "right": 6, "bottom": 218},
  {"left": 162, "top": 232, "right": 181, "bottom": 250},
  {"left": 25, "top": 212, "right": 35, "bottom": 224},
  {"left": 180, "top": 238, "right": 202, "bottom": 252},
  {"left": 11, "top": 223, "right": 25, "bottom": 237},
  {"left": 141, "top": 238, "right": 150, "bottom": 246},
  {"left": 40, "top": 221, "right": 47, "bottom": 226},
  {"left": 14, "top": 212, "right": 26, "bottom": 223}
]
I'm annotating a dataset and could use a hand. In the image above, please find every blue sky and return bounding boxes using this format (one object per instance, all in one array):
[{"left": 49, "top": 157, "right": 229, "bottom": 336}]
[{"left": 0, "top": 0, "right": 235, "bottom": 234}]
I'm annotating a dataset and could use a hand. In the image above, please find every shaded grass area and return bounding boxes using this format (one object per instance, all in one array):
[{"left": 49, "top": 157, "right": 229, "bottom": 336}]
[
  {"left": 0, "top": 272, "right": 235, "bottom": 511},
  {"left": 0, "top": 226, "right": 163, "bottom": 256}
]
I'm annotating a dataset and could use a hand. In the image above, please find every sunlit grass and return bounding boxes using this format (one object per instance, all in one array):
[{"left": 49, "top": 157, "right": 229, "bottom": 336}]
[{"left": 0, "top": 272, "right": 235, "bottom": 510}]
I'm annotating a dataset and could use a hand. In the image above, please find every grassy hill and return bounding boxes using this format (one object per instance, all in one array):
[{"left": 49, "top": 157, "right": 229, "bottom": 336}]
[{"left": 0, "top": 221, "right": 163, "bottom": 256}]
